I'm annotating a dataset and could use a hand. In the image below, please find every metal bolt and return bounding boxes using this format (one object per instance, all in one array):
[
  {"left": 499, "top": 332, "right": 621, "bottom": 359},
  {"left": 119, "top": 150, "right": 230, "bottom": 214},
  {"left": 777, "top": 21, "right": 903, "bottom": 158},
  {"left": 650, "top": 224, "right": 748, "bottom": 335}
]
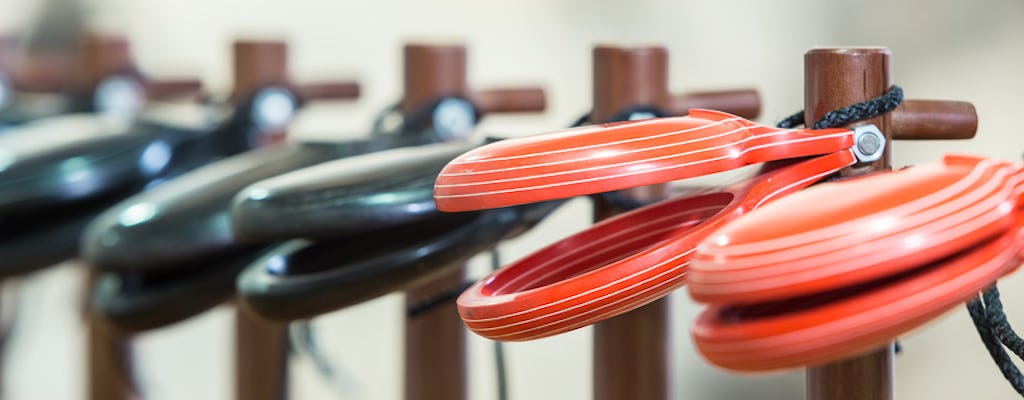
[
  {"left": 433, "top": 97, "right": 476, "bottom": 141},
  {"left": 94, "top": 74, "right": 145, "bottom": 121},
  {"left": 627, "top": 111, "right": 657, "bottom": 121},
  {"left": 852, "top": 124, "right": 886, "bottom": 163}
]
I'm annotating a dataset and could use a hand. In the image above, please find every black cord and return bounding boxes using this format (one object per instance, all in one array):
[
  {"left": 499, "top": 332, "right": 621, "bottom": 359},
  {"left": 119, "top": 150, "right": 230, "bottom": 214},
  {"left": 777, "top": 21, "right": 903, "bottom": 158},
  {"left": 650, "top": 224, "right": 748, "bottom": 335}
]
[
  {"left": 983, "top": 286, "right": 1024, "bottom": 359},
  {"left": 490, "top": 249, "right": 510, "bottom": 400},
  {"left": 968, "top": 292, "right": 1024, "bottom": 396},
  {"left": 777, "top": 85, "right": 904, "bottom": 129}
]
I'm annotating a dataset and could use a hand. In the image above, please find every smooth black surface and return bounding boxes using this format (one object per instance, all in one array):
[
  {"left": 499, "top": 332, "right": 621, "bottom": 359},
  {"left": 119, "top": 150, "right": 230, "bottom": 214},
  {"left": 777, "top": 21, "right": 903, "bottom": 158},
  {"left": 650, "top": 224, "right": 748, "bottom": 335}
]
[
  {"left": 0, "top": 94, "right": 286, "bottom": 277},
  {"left": 232, "top": 141, "right": 475, "bottom": 241},
  {"left": 92, "top": 248, "right": 268, "bottom": 332},
  {"left": 82, "top": 131, "right": 439, "bottom": 273},
  {"left": 237, "top": 200, "right": 564, "bottom": 321}
]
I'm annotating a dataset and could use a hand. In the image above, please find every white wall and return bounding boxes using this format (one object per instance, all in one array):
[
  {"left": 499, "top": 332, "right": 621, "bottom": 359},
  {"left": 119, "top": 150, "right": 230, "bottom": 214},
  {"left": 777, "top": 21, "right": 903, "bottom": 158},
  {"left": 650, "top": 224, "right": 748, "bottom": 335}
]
[{"left": 2, "top": 0, "right": 1024, "bottom": 399}]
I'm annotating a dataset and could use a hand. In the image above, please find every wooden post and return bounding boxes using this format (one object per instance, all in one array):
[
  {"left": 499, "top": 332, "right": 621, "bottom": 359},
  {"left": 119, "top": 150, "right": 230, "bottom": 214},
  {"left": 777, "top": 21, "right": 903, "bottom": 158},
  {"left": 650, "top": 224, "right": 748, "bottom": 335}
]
[
  {"left": 402, "top": 44, "right": 469, "bottom": 400},
  {"left": 79, "top": 36, "right": 139, "bottom": 400},
  {"left": 232, "top": 39, "right": 291, "bottom": 400},
  {"left": 590, "top": 45, "right": 673, "bottom": 400},
  {"left": 405, "top": 269, "right": 467, "bottom": 400},
  {"left": 85, "top": 269, "right": 139, "bottom": 400},
  {"left": 235, "top": 305, "right": 289, "bottom": 400},
  {"left": 804, "top": 47, "right": 894, "bottom": 400},
  {"left": 589, "top": 45, "right": 762, "bottom": 400}
]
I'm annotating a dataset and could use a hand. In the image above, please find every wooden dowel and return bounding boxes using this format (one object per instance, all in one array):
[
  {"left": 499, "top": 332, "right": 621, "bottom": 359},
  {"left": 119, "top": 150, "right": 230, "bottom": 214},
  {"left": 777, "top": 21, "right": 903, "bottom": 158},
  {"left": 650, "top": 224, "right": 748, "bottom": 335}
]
[
  {"left": 85, "top": 269, "right": 139, "bottom": 400},
  {"left": 591, "top": 45, "right": 673, "bottom": 400},
  {"left": 804, "top": 47, "right": 894, "bottom": 400},
  {"left": 471, "top": 87, "right": 547, "bottom": 114},
  {"left": 890, "top": 100, "right": 977, "bottom": 140},
  {"left": 401, "top": 43, "right": 473, "bottom": 400},
  {"left": 807, "top": 345, "right": 895, "bottom": 400},
  {"left": 294, "top": 81, "right": 361, "bottom": 101},
  {"left": 404, "top": 267, "right": 467, "bottom": 400},
  {"left": 235, "top": 306, "right": 288, "bottom": 400},
  {"left": 232, "top": 39, "right": 292, "bottom": 400}
]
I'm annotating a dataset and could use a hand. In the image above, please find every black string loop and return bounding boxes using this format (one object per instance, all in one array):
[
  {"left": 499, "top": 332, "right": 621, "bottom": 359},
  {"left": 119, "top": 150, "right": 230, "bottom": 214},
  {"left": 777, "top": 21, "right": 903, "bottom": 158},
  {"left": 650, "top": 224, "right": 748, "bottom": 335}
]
[{"left": 777, "top": 85, "right": 904, "bottom": 129}]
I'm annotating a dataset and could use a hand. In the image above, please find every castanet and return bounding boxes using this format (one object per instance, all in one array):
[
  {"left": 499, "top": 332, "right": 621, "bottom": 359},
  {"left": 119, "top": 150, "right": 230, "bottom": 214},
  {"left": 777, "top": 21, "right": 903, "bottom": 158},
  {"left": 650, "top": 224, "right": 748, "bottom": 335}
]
[
  {"left": 434, "top": 44, "right": 762, "bottom": 400},
  {"left": 800, "top": 47, "right": 977, "bottom": 400},
  {"left": 400, "top": 43, "right": 546, "bottom": 400},
  {"left": 226, "top": 43, "right": 549, "bottom": 400},
  {"left": 684, "top": 47, "right": 981, "bottom": 400},
  {"left": 79, "top": 39, "right": 360, "bottom": 400}
]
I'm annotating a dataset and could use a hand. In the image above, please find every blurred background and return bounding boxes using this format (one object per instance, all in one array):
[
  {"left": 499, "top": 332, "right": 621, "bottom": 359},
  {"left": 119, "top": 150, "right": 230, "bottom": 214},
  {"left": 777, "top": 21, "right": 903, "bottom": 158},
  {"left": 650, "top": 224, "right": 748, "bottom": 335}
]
[{"left": 0, "top": 0, "right": 1022, "bottom": 398}]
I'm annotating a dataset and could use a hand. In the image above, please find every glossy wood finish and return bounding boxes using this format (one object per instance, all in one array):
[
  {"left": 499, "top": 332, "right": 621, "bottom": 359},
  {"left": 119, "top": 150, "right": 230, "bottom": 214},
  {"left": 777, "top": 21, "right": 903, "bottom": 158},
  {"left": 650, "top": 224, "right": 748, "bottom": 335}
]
[
  {"left": 403, "top": 44, "right": 468, "bottom": 400},
  {"left": 806, "top": 347, "right": 893, "bottom": 400},
  {"left": 599, "top": 46, "right": 675, "bottom": 400},
  {"left": 805, "top": 46, "right": 894, "bottom": 400},
  {"left": 592, "top": 46, "right": 670, "bottom": 119},
  {"left": 891, "top": 100, "right": 978, "bottom": 140},
  {"left": 402, "top": 44, "right": 468, "bottom": 113}
]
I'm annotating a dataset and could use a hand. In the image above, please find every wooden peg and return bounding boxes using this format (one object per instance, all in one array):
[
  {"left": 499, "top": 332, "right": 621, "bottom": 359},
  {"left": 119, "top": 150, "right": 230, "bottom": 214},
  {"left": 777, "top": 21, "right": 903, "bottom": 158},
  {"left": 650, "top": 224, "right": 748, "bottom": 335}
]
[
  {"left": 293, "top": 81, "right": 361, "bottom": 102},
  {"left": 670, "top": 89, "right": 760, "bottom": 119},
  {"left": 890, "top": 100, "right": 977, "bottom": 140},
  {"left": 471, "top": 87, "right": 547, "bottom": 114},
  {"left": 143, "top": 79, "right": 204, "bottom": 100}
]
